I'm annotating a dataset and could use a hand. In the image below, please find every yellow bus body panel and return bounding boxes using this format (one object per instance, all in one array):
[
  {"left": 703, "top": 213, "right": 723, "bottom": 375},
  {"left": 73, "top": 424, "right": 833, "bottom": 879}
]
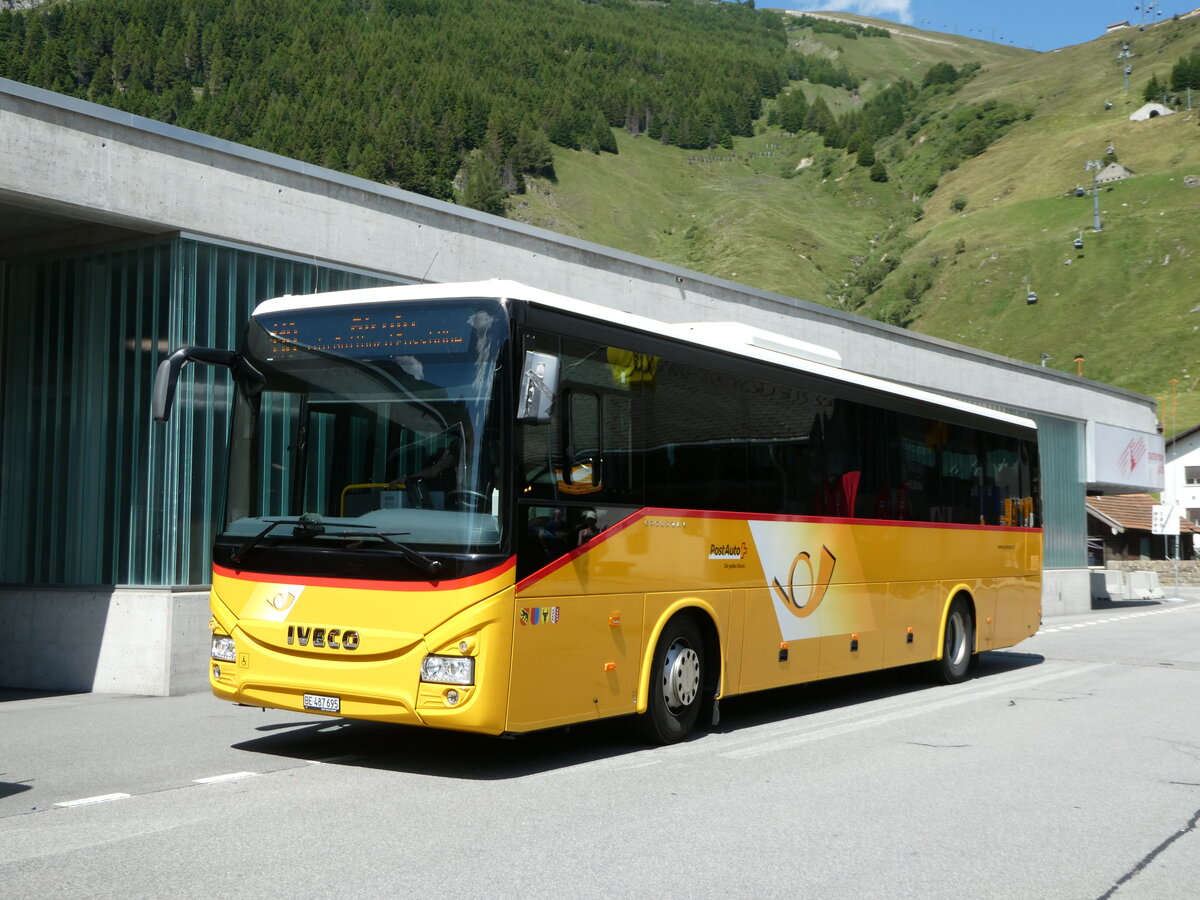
[
  {"left": 209, "top": 510, "right": 1041, "bottom": 736},
  {"left": 511, "top": 510, "right": 1040, "bottom": 729}
]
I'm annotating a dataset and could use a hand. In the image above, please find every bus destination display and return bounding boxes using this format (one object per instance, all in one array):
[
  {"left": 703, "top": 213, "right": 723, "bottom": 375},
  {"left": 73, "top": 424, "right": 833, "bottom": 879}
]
[{"left": 259, "top": 303, "right": 472, "bottom": 359}]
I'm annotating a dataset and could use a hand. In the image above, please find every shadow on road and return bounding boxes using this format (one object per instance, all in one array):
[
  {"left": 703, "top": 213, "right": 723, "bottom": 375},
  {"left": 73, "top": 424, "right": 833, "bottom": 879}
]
[
  {"left": 1090, "top": 599, "right": 1168, "bottom": 611},
  {"left": 230, "top": 649, "right": 1045, "bottom": 780},
  {"left": 232, "top": 712, "right": 645, "bottom": 779},
  {"left": 0, "top": 689, "right": 85, "bottom": 704},
  {"left": 0, "top": 781, "right": 32, "bottom": 801}
]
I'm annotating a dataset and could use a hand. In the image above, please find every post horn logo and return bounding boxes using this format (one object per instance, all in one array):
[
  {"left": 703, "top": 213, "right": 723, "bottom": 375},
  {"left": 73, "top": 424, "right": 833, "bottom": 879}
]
[
  {"left": 265, "top": 590, "right": 298, "bottom": 613},
  {"left": 771, "top": 545, "right": 837, "bottom": 618}
]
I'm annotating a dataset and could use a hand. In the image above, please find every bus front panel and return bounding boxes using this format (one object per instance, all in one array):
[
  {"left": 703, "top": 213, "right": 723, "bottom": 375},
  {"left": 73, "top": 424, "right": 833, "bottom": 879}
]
[{"left": 208, "top": 562, "right": 516, "bottom": 733}]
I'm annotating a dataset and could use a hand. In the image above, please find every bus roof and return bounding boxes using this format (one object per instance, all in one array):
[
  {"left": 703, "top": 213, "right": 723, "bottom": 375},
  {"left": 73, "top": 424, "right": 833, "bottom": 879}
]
[{"left": 253, "top": 279, "right": 1037, "bottom": 433}]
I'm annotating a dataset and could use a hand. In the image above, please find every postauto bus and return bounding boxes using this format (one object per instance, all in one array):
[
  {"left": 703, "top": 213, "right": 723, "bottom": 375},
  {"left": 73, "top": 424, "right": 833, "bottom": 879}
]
[{"left": 153, "top": 280, "right": 1041, "bottom": 743}]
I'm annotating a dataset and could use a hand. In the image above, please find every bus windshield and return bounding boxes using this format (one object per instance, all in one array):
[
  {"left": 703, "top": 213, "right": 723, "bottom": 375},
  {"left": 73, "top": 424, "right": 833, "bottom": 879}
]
[{"left": 219, "top": 298, "right": 509, "bottom": 577}]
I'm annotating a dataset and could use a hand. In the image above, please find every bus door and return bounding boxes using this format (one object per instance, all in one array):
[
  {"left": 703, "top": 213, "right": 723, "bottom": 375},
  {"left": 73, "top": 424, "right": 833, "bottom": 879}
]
[{"left": 507, "top": 333, "right": 644, "bottom": 731}]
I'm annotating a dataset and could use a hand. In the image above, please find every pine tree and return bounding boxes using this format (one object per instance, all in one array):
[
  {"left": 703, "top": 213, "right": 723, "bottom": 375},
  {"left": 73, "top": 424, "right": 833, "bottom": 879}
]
[
  {"left": 803, "top": 96, "right": 835, "bottom": 137},
  {"left": 459, "top": 150, "right": 507, "bottom": 216},
  {"left": 777, "top": 89, "right": 808, "bottom": 133},
  {"left": 1143, "top": 72, "right": 1165, "bottom": 104},
  {"left": 513, "top": 119, "right": 555, "bottom": 178},
  {"left": 1170, "top": 53, "right": 1200, "bottom": 92},
  {"left": 585, "top": 111, "right": 617, "bottom": 154}
]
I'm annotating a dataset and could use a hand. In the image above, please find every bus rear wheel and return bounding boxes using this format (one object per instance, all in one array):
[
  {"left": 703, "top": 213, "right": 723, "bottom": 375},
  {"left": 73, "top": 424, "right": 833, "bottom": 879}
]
[
  {"left": 640, "top": 615, "right": 703, "bottom": 744},
  {"left": 932, "top": 597, "right": 976, "bottom": 684}
]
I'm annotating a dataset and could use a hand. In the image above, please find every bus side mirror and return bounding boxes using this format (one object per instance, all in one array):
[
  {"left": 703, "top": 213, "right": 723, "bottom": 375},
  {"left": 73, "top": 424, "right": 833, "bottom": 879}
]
[
  {"left": 517, "top": 351, "right": 559, "bottom": 423},
  {"left": 152, "top": 346, "right": 240, "bottom": 422}
]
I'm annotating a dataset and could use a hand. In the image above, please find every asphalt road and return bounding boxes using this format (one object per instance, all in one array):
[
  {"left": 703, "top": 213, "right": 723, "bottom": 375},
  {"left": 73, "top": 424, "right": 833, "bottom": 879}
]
[{"left": 3, "top": 594, "right": 1199, "bottom": 899}]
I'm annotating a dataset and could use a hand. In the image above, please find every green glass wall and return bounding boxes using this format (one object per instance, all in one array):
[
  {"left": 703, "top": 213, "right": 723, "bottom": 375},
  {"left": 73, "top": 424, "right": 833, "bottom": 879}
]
[
  {"left": 1033, "top": 414, "right": 1087, "bottom": 569},
  {"left": 0, "top": 235, "right": 1093, "bottom": 584},
  {"left": 0, "top": 237, "right": 390, "bottom": 587}
]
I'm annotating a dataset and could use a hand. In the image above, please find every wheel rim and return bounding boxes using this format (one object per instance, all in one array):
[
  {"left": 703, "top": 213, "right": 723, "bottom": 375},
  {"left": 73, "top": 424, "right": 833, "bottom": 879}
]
[
  {"left": 661, "top": 638, "right": 700, "bottom": 715},
  {"left": 947, "top": 610, "right": 968, "bottom": 667}
]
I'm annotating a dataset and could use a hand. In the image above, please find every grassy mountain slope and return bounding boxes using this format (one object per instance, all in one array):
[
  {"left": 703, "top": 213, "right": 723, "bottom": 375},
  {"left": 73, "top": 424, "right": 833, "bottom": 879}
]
[
  {"left": 515, "top": 15, "right": 1030, "bottom": 299},
  {"left": 880, "top": 17, "right": 1200, "bottom": 430},
  {"left": 787, "top": 11, "right": 1027, "bottom": 90},
  {"left": 517, "top": 13, "right": 1200, "bottom": 430},
  {"left": 514, "top": 125, "right": 901, "bottom": 302}
]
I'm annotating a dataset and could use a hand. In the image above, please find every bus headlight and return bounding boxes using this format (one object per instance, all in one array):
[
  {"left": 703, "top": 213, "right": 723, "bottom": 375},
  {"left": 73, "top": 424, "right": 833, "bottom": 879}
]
[
  {"left": 420, "top": 655, "right": 475, "bottom": 685},
  {"left": 211, "top": 635, "right": 237, "bottom": 662}
]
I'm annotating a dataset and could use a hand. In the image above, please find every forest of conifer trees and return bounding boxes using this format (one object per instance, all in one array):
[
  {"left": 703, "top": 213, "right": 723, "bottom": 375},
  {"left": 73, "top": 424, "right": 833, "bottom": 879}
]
[
  {"left": 0, "top": 0, "right": 808, "bottom": 210},
  {"left": 0, "top": 0, "right": 1023, "bottom": 218}
]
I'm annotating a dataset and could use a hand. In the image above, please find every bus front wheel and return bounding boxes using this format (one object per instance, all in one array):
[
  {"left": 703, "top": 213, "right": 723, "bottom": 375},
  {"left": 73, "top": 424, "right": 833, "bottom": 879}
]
[
  {"left": 933, "top": 596, "right": 976, "bottom": 684},
  {"left": 640, "top": 615, "right": 704, "bottom": 744}
]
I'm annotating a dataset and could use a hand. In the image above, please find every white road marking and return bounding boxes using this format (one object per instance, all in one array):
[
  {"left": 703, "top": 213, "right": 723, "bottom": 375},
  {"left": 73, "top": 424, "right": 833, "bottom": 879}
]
[
  {"left": 192, "top": 771, "right": 258, "bottom": 784},
  {"left": 54, "top": 793, "right": 132, "bottom": 808},
  {"left": 1035, "top": 601, "right": 1200, "bottom": 634}
]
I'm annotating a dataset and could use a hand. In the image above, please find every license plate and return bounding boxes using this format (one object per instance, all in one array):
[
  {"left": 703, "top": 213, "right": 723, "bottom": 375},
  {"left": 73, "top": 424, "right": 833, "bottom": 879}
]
[{"left": 303, "top": 693, "right": 340, "bottom": 713}]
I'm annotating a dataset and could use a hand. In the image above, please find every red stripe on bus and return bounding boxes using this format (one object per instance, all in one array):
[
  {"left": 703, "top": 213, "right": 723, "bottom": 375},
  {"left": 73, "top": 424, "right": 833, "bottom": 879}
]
[
  {"left": 515, "top": 509, "right": 647, "bottom": 592},
  {"left": 212, "top": 557, "right": 516, "bottom": 592}
]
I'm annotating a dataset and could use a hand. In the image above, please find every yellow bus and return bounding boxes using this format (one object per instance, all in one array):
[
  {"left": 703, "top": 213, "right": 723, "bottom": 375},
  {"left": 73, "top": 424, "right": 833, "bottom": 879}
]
[{"left": 153, "top": 279, "right": 1041, "bottom": 743}]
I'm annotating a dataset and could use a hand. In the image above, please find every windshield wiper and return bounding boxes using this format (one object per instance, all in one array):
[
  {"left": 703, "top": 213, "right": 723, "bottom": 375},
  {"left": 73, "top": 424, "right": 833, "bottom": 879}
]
[
  {"left": 230, "top": 517, "right": 442, "bottom": 577},
  {"left": 231, "top": 519, "right": 292, "bottom": 565},
  {"left": 230, "top": 513, "right": 325, "bottom": 565},
  {"left": 323, "top": 530, "right": 443, "bottom": 577}
]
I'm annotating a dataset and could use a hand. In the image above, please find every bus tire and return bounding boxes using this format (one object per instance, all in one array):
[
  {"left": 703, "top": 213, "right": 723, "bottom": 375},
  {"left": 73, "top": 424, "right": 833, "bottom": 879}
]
[
  {"left": 640, "top": 615, "right": 704, "bottom": 744},
  {"left": 932, "top": 596, "right": 975, "bottom": 684}
]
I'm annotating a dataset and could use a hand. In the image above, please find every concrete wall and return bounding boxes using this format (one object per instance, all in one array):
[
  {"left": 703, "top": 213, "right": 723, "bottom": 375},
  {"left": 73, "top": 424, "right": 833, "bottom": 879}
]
[
  {"left": 0, "top": 588, "right": 211, "bottom": 695},
  {"left": 1042, "top": 569, "right": 1092, "bottom": 617},
  {"left": 1105, "top": 559, "right": 1200, "bottom": 587}
]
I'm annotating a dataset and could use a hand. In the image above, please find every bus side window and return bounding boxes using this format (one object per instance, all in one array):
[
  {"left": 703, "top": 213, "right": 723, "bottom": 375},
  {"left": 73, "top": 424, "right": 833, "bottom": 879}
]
[
  {"left": 528, "top": 506, "right": 570, "bottom": 566},
  {"left": 603, "top": 393, "right": 633, "bottom": 495},
  {"left": 518, "top": 330, "right": 639, "bottom": 505},
  {"left": 565, "top": 390, "right": 600, "bottom": 490},
  {"left": 518, "top": 332, "right": 561, "bottom": 500},
  {"left": 518, "top": 504, "right": 613, "bottom": 579}
]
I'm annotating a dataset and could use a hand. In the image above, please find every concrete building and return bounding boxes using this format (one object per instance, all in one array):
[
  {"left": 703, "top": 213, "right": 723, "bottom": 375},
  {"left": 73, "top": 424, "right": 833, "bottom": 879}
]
[
  {"left": 1086, "top": 493, "right": 1199, "bottom": 562},
  {"left": 1129, "top": 102, "right": 1175, "bottom": 121},
  {"left": 0, "top": 77, "right": 1165, "bottom": 695},
  {"left": 1095, "top": 162, "right": 1135, "bottom": 185},
  {"left": 1166, "top": 423, "right": 1200, "bottom": 554}
]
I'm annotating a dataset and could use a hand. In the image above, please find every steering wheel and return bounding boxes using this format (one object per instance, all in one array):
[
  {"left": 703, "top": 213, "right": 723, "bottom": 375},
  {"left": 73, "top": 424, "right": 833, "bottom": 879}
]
[{"left": 448, "top": 489, "right": 489, "bottom": 511}]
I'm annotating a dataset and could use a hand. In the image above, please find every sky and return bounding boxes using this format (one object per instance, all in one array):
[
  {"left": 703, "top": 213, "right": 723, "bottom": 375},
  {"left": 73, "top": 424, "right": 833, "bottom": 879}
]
[{"left": 771, "top": 2, "right": 1182, "bottom": 52}]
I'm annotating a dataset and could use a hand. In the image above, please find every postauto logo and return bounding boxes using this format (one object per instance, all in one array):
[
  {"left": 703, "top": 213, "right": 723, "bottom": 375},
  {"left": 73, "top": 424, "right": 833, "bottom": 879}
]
[{"left": 708, "top": 542, "right": 748, "bottom": 561}]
